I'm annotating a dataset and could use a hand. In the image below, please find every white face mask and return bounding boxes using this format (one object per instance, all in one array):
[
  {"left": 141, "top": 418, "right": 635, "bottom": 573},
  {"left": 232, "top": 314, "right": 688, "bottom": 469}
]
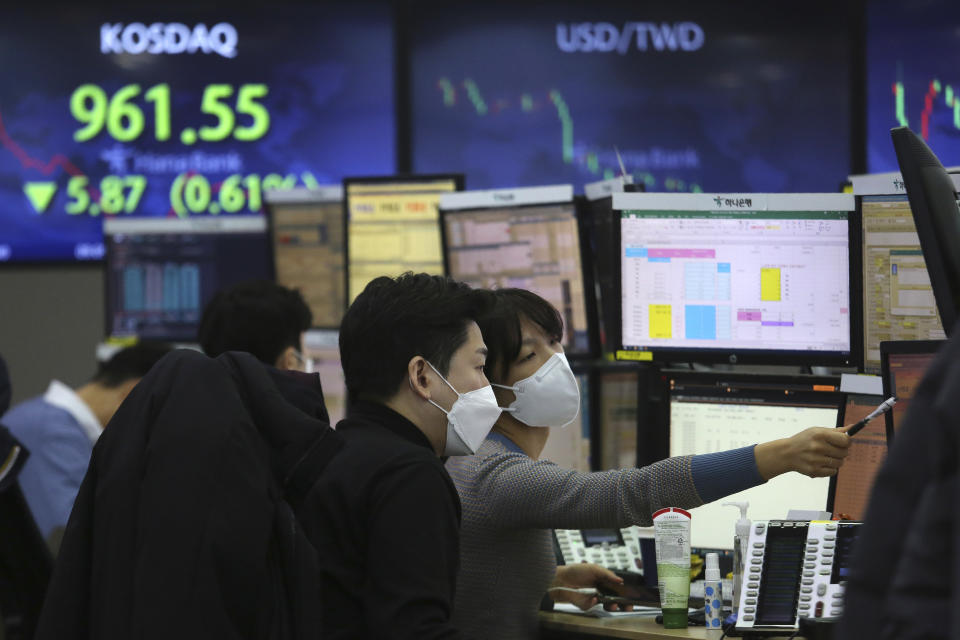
[
  {"left": 493, "top": 352, "right": 580, "bottom": 428},
  {"left": 425, "top": 361, "right": 502, "bottom": 456}
]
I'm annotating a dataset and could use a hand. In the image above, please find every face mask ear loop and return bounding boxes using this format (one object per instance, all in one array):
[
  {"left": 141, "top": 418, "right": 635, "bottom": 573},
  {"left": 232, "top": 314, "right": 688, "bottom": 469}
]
[
  {"left": 424, "top": 360, "right": 462, "bottom": 417},
  {"left": 425, "top": 360, "right": 461, "bottom": 396},
  {"left": 489, "top": 382, "right": 518, "bottom": 412},
  {"left": 427, "top": 398, "right": 450, "bottom": 416}
]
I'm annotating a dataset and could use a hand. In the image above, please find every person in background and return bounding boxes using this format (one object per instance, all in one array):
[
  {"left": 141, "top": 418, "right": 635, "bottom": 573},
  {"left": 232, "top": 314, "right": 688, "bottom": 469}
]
[
  {"left": 198, "top": 280, "right": 312, "bottom": 371},
  {"left": 447, "top": 288, "right": 852, "bottom": 639},
  {"left": 300, "top": 273, "right": 498, "bottom": 639},
  {"left": 1, "top": 342, "right": 170, "bottom": 544},
  {"left": 199, "top": 279, "right": 330, "bottom": 424}
]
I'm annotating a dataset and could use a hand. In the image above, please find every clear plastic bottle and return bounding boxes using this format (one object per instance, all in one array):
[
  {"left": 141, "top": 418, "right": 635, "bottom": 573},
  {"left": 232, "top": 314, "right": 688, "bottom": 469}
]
[{"left": 723, "top": 501, "right": 750, "bottom": 615}]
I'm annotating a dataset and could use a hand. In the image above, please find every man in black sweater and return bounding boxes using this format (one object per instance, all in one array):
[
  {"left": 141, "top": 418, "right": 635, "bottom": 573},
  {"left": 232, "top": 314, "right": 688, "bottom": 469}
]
[{"left": 300, "top": 273, "right": 501, "bottom": 639}]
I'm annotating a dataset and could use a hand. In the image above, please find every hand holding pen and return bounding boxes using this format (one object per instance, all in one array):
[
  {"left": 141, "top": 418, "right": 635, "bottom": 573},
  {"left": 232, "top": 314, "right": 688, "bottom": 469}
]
[{"left": 842, "top": 396, "right": 897, "bottom": 436}]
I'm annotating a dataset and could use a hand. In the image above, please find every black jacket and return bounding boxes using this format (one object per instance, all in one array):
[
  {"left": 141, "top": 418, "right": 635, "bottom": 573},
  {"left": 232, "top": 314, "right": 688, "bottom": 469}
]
[
  {"left": 0, "top": 424, "right": 26, "bottom": 493},
  {"left": 839, "top": 330, "right": 960, "bottom": 639},
  {"left": 299, "top": 401, "right": 464, "bottom": 640},
  {"left": 0, "top": 353, "right": 10, "bottom": 417},
  {"left": 35, "top": 350, "right": 343, "bottom": 640}
]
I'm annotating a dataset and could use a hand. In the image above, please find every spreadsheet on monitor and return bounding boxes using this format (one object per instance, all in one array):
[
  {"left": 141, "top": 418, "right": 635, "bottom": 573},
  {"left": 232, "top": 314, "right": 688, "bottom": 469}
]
[
  {"left": 861, "top": 195, "right": 945, "bottom": 370},
  {"left": 616, "top": 193, "right": 853, "bottom": 358},
  {"left": 442, "top": 187, "right": 590, "bottom": 353},
  {"left": 267, "top": 187, "right": 346, "bottom": 329},
  {"left": 346, "top": 178, "right": 460, "bottom": 302},
  {"left": 670, "top": 394, "right": 837, "bottom": 550}
]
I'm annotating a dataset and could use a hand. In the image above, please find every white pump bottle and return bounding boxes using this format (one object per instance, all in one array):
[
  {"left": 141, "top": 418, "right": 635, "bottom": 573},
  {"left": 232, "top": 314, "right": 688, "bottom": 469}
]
[{"left": 723, "top": 501, "right": 750, "bottom": 614}]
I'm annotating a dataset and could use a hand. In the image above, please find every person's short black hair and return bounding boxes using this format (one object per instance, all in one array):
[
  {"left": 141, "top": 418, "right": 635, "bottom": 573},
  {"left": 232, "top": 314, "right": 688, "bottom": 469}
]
[
  {"left": 198, "top": 280, "right": 313, "bottom": 365},
  {"left": 474, "top": 288, "right": 563, "bottom": 383},
  {"left": 339, "top": 273, "right": 492, "bottom": 400},
  {"left": 92, "top": 342, "right": 172, "bottom": 388}
]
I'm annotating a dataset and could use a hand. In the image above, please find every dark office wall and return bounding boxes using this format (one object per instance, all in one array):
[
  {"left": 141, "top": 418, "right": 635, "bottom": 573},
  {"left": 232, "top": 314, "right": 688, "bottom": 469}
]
[{"left": 0, "top": 264, "right": 103, "bottom": 405}]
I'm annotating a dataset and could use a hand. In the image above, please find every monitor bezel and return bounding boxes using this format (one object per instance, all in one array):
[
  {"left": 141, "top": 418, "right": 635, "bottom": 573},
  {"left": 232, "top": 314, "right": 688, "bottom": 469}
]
[
  {"left": 438, "top": 184, "right": 599, "bottom": 359},
  {"left": 342, "top": 173, "right": 464, "bottom": 303},
  {"left": 579, "top": 180, "right": 644, "bottom": 355},
  {"left": 879, "top": 338, "right": 945, "bottom": 444},
  {"left": 264, "top": 186, "right": 346, "bottom": 331},
  {"left": 613, "top": 192, "right": 860, "bottom": 366},
  {"left": 849, "top": 200, "right": 866, "bottom": 371},
  {"left": 665, "top": 370, "right": 844, "bottom": 408},
  {"left": 572, "top": 195, "right": 603, "bottom": 359}
]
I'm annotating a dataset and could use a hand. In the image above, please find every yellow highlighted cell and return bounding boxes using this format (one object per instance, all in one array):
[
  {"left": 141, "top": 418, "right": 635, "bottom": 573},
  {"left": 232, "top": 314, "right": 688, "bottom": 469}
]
[
  {"left": 761, "top": 268, "right": 781, "bottom": 301},
  {"left": 649, "top": 304, "right": 673, "bottom": 339}
]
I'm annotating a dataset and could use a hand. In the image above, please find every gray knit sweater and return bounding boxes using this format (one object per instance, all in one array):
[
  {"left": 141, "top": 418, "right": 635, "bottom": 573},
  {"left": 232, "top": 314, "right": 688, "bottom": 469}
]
[{"left": 446, "top": 435, "right": 706, "bottom": 639}]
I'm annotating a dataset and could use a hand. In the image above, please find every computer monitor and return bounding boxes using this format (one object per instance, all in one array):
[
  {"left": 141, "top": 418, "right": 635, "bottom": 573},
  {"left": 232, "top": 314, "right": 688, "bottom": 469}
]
[
  {"left": 439, "top": 184, "right": 595, "bottom": 355},
  {"left": 614, "top": 192, "right": 856, "bottom": 365},
  {"left": 344, "top": 174, "right": 463, "bottom": 302},
  {"left": 104, "top": 217, "right": 273, "bottom": 342},
  {"left": 592, "top": 363, "right": 643, "bottom": 471},
  {"left": 668, "top": 372, "right": 843, "bottom": 550},
  {"left": 302, "top": 329, "right": 347, "bottom": 426},
  {"left": 265, "top": 186, "right": 346, "bottom": 329},
  {"left": 583, "top": 178, "right": 642, "bottom": 353},
  {"left": 852, "top": 173, "right": 948, "bottom": 371},
  {"left": 827, "top": 393, "right": 889, "bottom": 521},
  {"left": 891, "top": 126, "right": 960, "bottom": 332},
  {"left": 538, "top": 362, "right": 591, "bottom": 472},
  {"left": 880, "top": 339, "right": 945, "bottom": 440}
]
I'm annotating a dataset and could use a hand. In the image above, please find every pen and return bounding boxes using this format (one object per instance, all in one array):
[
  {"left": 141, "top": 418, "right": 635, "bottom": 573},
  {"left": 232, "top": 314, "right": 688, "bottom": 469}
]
[
  {"left": 843, "top": 396, "right": 896, "bottom": 436},
  {"left": 547, "top": 587, "right": 599, "bottom": 596}
]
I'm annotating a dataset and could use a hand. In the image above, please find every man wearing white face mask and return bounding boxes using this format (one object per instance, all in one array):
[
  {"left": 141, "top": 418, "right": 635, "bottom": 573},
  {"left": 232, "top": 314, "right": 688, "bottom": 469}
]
[
  {"left": 447, "top": 289, "right": 852, "bottom": 639},
  {"left": 299, "top": 273, "right": 499, "bottom": 639}
]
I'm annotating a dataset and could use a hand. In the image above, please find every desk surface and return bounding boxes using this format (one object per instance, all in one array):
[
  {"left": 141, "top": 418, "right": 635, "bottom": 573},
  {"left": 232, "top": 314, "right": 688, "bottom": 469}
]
[{"left": 539, "top": 611, "right": 708, "bottom": 640}]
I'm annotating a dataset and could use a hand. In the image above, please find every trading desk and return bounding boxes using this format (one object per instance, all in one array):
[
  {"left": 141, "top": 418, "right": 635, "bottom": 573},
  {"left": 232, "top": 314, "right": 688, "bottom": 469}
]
[
  {"left": 540, "top": 612, "right": 811, "bottom": 639},
  {"left": 540, "top": 612, "right": 707, "bottom": 639}
]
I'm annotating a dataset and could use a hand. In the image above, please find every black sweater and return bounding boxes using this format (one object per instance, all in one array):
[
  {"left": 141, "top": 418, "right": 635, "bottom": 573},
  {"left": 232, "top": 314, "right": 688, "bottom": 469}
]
[
  {"left": 300, "top": 401, "right": 464, "bottom": 640},
  {"left": 838, "top": 326, "right": 960, "bottom": 638}
]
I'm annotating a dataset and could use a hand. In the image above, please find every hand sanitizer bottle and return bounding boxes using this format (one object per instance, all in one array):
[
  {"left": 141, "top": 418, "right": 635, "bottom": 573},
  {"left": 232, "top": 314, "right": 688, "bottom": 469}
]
[{"left": 722, "top": 501, "right": 750, "bottom": 616}]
